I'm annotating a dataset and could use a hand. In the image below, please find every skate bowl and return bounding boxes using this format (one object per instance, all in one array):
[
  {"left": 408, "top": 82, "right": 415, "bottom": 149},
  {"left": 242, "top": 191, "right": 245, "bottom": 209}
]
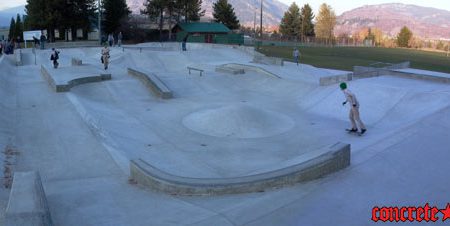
[
  {"left": 40, "top": 64, "right": 111, "bottom": 92},
  {"left": 130, "top": 142, "right": 350, "bottom": 195}
]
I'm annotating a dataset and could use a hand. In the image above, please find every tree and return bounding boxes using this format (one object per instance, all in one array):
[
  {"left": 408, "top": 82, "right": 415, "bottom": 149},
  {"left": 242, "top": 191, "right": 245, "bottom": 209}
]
[
  {"left": 396, "top": 26, "right": 412, "bottom": 48},
  {"left": 15, "top": 14, "right": 24, "bottom": 41},
  {"left": 25, "top": 0, "right": 47, "bottom": 29},
  {"left": 279, "top": 2, "right": 301, "bottom": 39},
  {"left": 212, "top": 0, "right": 240, "bottom": 30},
  {"left": 26, "top": 0, "right": 98, "bottom": 41},
  {"left": 314, "top": 3, "right": 336, "bottom": 40},
  {"left": 300, "top": 4, "right": 314, "bottom": 38},
  {"left": 142, "top": 0, "right": 165, "bottom": 40},
  {"left": 8, "top": 18, "right": 16, "bottom": 40},
  {"left": 176, "top": 0, "right": 205, "bottom": 22},
  {"left": 103, "top": 0, "right": 130, "bottom": 34}
]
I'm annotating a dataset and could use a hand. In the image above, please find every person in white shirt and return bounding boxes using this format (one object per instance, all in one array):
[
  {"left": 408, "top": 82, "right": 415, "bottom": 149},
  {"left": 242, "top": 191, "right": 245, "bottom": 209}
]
[
  {"left": 340, "top": 82, "right": 367, "bottom": 134},
  {"left": 101, "top": 45, "right": 110, "bottom": 70}
]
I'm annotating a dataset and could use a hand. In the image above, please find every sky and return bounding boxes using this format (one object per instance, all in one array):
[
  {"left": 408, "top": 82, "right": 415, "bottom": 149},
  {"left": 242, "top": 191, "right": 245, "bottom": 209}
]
[
  {"left": 279, "top": 0, "right": 450, "bottom": 15},
  {"left": 1, "top": 0, "right": 450, "bottom": 15}
]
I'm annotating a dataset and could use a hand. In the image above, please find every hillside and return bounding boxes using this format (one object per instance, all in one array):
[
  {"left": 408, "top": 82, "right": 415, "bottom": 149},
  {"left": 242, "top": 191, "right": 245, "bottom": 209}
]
[
  {"left": 127, "top": 0, "right": 287, "bottom": 27},
  {"left": 335, "top": 3, "right": 450, "bottom": 39}
]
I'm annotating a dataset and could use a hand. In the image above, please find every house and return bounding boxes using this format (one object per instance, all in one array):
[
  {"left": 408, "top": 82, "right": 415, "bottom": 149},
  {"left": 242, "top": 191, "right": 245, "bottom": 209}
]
[{"left": 172, "top": 22, "right": 243, "bottom": 45}]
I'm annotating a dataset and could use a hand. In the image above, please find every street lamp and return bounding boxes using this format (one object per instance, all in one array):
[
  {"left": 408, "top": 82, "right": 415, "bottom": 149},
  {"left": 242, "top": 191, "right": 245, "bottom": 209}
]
[
  {"left": 98, "top": 0, "right": 102, "bottom": 45},
  {"left": 260, "top": 0, "right": 263, "bottom": 39}
]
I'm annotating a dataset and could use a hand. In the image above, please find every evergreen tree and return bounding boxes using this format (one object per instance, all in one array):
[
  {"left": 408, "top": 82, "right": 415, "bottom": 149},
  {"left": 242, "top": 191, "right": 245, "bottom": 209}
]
[
  {"left": 314, "top": 3, "right": 336, "bottom": 39},
  {"left": 300, "top": 4, "right": 314, "bottom": 37},
  {"left": 212, "top": 0, "right": 239, "bottom": 30},
  {"left": 396, "top": 26, "right": 412, "bottom": 48},
  {"left": 25, "top": 0, "right": 47, "bottom": 29},
  {"left": 279, "top": 2, "right": 301, "bottom": 39},
  {"left": 8, "top": 18, "right": 15, "bottom": 40},
  {"left": 103, "top": 0, "right": 130, "bottom": 34},
  {"left": 176, "top": 0, "right": 204, "bottom": 22},
  {"left": 15, "top": 14, "right": 24, "bottom": 41},
  {"left": 142, "top": 0, "right": 165, "bottom": 39}
]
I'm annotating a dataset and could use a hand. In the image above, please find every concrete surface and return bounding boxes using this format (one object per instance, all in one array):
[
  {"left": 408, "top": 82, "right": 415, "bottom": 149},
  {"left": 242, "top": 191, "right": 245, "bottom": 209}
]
[
  {"left": 1, "top": 43, "right": 450, "bottom": 225},
  {"left": 5, "top": 171, "right": 53, "bottom": 226}
]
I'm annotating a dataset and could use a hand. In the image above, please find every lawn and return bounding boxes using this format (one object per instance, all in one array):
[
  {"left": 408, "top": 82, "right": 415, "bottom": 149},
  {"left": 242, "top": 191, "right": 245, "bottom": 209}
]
[{"left": 257, "top": 46, "right": 450, "bottom": 73}]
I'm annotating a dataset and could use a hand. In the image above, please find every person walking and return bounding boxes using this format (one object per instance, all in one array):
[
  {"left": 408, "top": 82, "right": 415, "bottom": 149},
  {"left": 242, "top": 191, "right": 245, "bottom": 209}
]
[
  {"left": 293, "top": 47, "right": 300, "bottom": 66},
  {"left": 50, "top": 48, "right": 60, "bottom": 68},
  {"left": 340, "top": 82, "right": 367, "bottom": 135},
  {"left": 117, "top": 32, "right": 122, "bottom": 47},
  {"left": 108, "top": 34, "right": 114, "bottom": 47},
  {"left": 101, "top": 45, "right": 110, "bottom": 70}
]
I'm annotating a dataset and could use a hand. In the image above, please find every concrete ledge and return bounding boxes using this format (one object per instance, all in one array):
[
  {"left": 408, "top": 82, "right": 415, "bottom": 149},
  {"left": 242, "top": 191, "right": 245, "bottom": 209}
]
[
  {"left": 41, "top": 65, "right": 111, "bottom": 92},
  {"left": 319, "top": 73, "right": 353, "bottom": 86},
  {"left": 130, "top": 142, "right": 350, "bottom": 195},
  {"left": 218, "top": 63, "right": 281, "bottom": 79},
  {"left": 352, "top": 62, "right": 450, "bottom": 84},
  {"left": 215, "top": 65, "right": 245, "bottom": 74},
  {"left": 5, "top": 171, "right": 53, "bottom": 226},
  {"left": 352, "top": 62, "right": 410, "bottom": 80},
  {"left": 127, "top": 68, "right": 173, "bottom": 99},
  {"left": 253, "top": 55, "right": 284, "bottom": 66},
  {"left": 71, "top": 57, "right": 82, "bottom": 66},
  {"left": 388, "top": 70, "right": 450, "bottom": 84}
]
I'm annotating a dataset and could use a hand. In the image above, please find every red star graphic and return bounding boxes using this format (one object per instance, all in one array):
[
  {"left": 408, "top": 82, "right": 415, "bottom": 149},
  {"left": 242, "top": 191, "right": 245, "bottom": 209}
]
[{"left": 441, "top": 203, "right": 450, "bottom": 221}]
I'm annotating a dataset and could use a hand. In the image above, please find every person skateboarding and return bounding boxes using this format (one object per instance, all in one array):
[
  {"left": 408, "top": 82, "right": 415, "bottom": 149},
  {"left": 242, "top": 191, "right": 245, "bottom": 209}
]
[
  {"left": 101, "top": 45, "right": 110, "bottom": 70},
  {"left": 50, "top": 48, "right": 60, "bottom": 68},
  {"left": 340, "top": 82, "right": 367, "bottom": 135}
]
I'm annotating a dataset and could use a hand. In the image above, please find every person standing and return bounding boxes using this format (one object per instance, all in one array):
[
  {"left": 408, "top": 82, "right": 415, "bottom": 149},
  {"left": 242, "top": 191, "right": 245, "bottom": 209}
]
[
  {"left": 40, "top": 32, "right": 47, "bottom": 49},
  {"left": 293, "top": 47, "right": 300, "bottom": 66},
  {"left": 50, "top": 48, "right": 60, "bottom": 68},
  {"left": 101, "top": 45, "right": 110, "bottom": 70},
  {"left": 340, "top": 82, "right": 367, "bottom": 134},
  {"left": 117, "top": 32, "right": 122, "bottom": 47},
  {"left": 182, "top": 35, "right": 188, "bottom": 51},
  {"left": 108, "top": 34, "right": 114, "bottom": 47}
]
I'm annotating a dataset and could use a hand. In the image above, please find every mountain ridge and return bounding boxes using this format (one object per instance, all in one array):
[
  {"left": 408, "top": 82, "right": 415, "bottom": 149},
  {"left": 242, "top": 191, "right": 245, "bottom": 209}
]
[{"left": 335, "top": 3, "right": 450, "bottom": 39}]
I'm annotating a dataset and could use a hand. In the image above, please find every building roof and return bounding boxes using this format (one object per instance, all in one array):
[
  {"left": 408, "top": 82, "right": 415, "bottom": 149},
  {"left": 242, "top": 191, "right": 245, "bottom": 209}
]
[{"left": 175, "top": 22, "right": 230, "bottom": 33}]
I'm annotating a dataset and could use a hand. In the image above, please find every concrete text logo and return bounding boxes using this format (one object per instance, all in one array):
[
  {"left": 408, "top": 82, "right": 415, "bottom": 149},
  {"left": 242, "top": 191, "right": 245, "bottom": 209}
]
[{"left": 372, "top": 203, "right": 450, "bottom": 222}]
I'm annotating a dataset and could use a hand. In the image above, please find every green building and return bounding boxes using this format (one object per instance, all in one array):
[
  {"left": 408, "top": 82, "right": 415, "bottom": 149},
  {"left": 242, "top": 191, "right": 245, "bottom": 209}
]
[{"left": 172, "top": 22, "right": 243, "bottom": 45}]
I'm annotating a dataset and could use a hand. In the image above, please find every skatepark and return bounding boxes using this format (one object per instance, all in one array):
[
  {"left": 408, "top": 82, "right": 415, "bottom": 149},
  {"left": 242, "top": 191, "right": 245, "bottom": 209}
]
[{"left": 1, "top": 43, "right": 450, "bottom": 225}]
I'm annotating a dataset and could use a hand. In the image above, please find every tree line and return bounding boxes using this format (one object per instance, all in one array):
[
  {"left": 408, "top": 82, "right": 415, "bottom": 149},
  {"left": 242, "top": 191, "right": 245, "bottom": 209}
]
[{"left": 277, "top": 2, "right": 435, "bottom": 49}]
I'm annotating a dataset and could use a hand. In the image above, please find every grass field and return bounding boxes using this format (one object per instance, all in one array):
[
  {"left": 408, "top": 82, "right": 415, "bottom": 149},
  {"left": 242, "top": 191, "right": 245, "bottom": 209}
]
[{"left": 257, "top": 46, "right": 450, "bottom": 73}]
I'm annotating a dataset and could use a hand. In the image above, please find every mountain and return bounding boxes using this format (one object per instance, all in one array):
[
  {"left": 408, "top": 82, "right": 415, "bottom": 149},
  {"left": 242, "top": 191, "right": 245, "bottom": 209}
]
[
  {"left": 127, "top": 0, "right": 288, "bottom": 28},
  {"left": 0, "top": 5, "right": 26, "bottom": 27},
  {"left": 335, "top": 3, "right": 450, "bottom": 39}
]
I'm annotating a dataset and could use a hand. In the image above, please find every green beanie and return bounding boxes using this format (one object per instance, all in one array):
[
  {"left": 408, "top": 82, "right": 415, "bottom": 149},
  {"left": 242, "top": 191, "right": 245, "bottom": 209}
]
[{"left": 340, "top": 82, "right": 347, "bottom": 90}]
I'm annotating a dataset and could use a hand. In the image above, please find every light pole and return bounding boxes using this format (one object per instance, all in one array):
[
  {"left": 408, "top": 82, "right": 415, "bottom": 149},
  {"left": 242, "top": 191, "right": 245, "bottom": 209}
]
[
  {"left": 98, "top": 0, "right": 102, "bottom": 45},
  {"left": 260, "top": 0, "right": 263, "bottom": 39}
]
